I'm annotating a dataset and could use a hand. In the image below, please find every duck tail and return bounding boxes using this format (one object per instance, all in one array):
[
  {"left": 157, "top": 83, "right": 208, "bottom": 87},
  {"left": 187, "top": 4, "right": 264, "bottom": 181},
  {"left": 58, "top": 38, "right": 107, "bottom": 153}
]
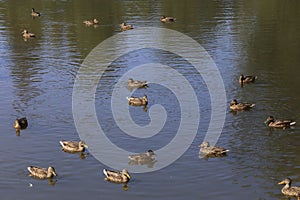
[
  {"left": 59, "top": 141, "right": 64, "bottom": 147},
  {"left": 250, "top": 104, "right": 255, "bottom": 108},
  {"left": 27, "top": 166, "right": 32, "bottom": 173},
  {"left": 103, "top": 169, "right": 108, "bottom": 177},
  {"left": 126, "top": 97, "right": 130, "bottom": 101},
  {"left": 290, "top": 121, "right": 296, "bottom": 126}
]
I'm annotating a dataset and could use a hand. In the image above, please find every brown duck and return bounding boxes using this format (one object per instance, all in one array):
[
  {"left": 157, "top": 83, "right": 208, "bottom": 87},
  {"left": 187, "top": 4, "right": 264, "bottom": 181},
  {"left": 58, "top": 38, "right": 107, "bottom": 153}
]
[
  {"left": 239, "top": 74, "right": 257, "bottom": 84},
  {"left": 31, "top": 8, "right": 40, "bottom": 17},
  {"left": 103, "top": 169, "right": 131, "bottom": 183},
  {"left": 128, "top": 150, "right": 155, "bottom": 162},
  {"left": 59, "top": 140, "right": 88, "bottom": 152},
  {"left": 199, "top": 141, "right": 229, "bottom": 157},
  {"left": 278, "top": 178, "right": 300, "bottom": 197},
  {"left": 265, "top": 116, "right": 296, "bottom": 128},
  {"left": 127, "top": 95, "right": 148, "bottom": 106},
  {"left": 83, "top": 18, "right": 99, "bottom": 26},
  {"left": 160, "top": 16, "right": 176, "bottom": 23},
  {"left": 127, "top": 78, "right": 148, "bottom": 88},
  {"left": 230, "top": 99, "right": 255, "bottom": 111},
  {"left": 27, "top": 166, "right": 57, "bottom": 179},
  {"left": 22, "top": 30, "right": 35, "bottom": 38},
  {"left": 120, "top": 22, "right": 133, "bottom": 31},
  {"left": 14, "top": 117, "right": 28, "bottom": 130}
]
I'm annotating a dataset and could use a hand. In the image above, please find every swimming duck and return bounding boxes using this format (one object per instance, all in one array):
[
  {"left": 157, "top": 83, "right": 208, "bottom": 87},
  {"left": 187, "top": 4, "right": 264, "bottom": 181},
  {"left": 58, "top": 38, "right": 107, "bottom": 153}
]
[
  {"left": 31, "top": 8, "right": 40, "bottom": 17},
  {"left": 127, "top": 95, "right": 148, "bottom": 106},
  {"left": 128, "top": 150, "right": 155, "bottom": 162},
  {"left": 229, "top": 99, "right": 255, "bottom": 111},
  {"left": 27, "top": 166, "right": 57, "bottom": 179},
  {"left": 22, "top": 30, "right": 35, "bottom": 38},
  {"left": 127, "top": 78, "right": 148, "bottom": 88},
  {"left": 103, "top": 169, "right": 131, "bottom": 183},
  {"left": 265, "top": 116, "right": 296, "bottom": 128},
  {"left": 278, "top": 178, "right": 300, "bottom": 197},
  {"left": 83, "top": 18, "right": 99, "bottom": 26},
  {"left": 199, "top": 141, "right": 229, "bottom": 157},
  {"left": 160, "top": 16, "right": 176, "bottom": 23},
  {"left": 59, "top": 140, "right": 88, "bottom": 152},
  {"left": 14, "top": 117, "right": 28, "bottom": 130},
  {"left": 239, "top": 74, "right": 257, "bottom": 84},
  {"left": 120, "top": 22, "right": 133, "bottom": 31}
]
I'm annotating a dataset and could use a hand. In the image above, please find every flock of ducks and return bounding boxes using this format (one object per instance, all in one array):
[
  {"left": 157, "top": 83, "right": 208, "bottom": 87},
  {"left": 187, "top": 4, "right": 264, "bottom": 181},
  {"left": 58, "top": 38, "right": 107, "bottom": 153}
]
[
  {"left": 234, "top": 74, "right": 298, "bottom": 198},
  {"left": 23, "top": 8, "right": 176, "bottom": 40},
  {"left": 124, "top": 73, "right": 299, "bottom": 197},
  {"left": 16, "top": 7, "right": 175, "bottom": 188},
  {"left": 17, "top": 7, "right": 299, "bottom": 197}
]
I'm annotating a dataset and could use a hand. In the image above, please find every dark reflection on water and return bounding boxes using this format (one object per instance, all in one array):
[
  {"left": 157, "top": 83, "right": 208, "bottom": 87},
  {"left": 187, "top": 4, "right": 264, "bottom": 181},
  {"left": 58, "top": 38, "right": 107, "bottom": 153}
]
[{"left": 0, "top": 0, "right": 300, "bottom": 199}]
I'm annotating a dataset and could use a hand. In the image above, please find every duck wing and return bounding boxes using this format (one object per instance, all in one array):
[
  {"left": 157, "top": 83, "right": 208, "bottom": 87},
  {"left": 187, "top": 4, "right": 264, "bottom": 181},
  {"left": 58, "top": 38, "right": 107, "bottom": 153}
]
[
  {"left": 274, "top": 120, "right": 296, "bottom": 126},
  {"left": 27, "top": 166, "right": 47, "bottom": 177},
  {"left": 211, "top": 146, "right": 229, "bottom": 154},
  {"left": 60, "top": 141, "right": 79, "bottom": 148},
  {"left": 103, "top": 169, "right": 121, "bottom": 178},
  {"left": 128, "top": 153, "right": 149, "bottom": 161}
]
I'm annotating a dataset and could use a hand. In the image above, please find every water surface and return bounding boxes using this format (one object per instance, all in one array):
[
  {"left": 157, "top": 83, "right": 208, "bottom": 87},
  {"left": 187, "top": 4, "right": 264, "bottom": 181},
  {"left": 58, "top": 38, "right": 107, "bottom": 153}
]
[{"left": 0, "top": 1, "right": 300, "bottom": 199}]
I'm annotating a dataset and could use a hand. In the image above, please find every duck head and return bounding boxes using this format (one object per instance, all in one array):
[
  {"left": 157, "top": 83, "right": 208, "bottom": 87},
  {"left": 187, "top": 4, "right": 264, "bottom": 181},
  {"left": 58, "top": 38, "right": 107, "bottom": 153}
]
[
  {"left": 264, "top": 116, "right": 275, "bottom": 125},
  {"left": 199, "top": 141, "right": 210, "bottom": 148}
]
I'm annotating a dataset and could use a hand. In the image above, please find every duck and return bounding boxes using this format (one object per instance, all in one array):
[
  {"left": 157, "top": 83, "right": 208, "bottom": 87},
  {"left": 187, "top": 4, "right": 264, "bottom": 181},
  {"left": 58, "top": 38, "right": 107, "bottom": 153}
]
[
  {"left": 83, "top": 18, "right": 99, "bottom": 26},
  {"left": 229, "top": 99, "right": 255, "bottom": 111},
  {"left": 128, "top": 150, "right": 155, "bottom": 162},
  {"left": 278, "top": 178, "right": 300, "bottom": 197},
  {"left": 127, "top": 95, "right": 148, "bottom": 106},
  {"left": 14, "top": 117, "right": 28, "bottom": 130},
  {"left": 120, "top": 22, "right": 133, "bottom": 31},
  {"left": 103, "top": 169, "right": 131, "bottom": 183},
  {"left": 22, "top": 30, "right": 35, "bottom": 38},
  {"left": 27, "top": 166, "right": 57, "bottom": 179},
  {"left": 199, "top": 141, "right": 229, "bottom": 157},
  {"left": 239, "top": 74, "right": 257, "bottom": 84},
  {"left": 127, "top": 78, "right": 148, "bottom": 88},
  {"left": 31, "top": 8, "right": 40, "bottom": 17},
  {"left": 160, "top": 15, "right": 176, "bottom": 23},
  {"left": 265, "top": 116, "right": 296, "bottom": 128},
  {"left": 59, "top": 140, "right": 88, "bottom": 152}
]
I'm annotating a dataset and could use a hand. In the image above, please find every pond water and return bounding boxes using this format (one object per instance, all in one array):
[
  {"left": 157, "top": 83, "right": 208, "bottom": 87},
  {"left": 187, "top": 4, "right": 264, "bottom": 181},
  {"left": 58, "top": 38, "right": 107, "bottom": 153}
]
[{"left": 0, "top": 1, "right": 300, "bottom": 199}]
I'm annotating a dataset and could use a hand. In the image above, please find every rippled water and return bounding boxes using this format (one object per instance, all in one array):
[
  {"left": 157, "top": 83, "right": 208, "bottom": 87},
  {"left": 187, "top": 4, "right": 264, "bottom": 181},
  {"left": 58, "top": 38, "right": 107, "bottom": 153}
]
[{"left": 0, "top": 1, "right": 300, "bottom": 199}]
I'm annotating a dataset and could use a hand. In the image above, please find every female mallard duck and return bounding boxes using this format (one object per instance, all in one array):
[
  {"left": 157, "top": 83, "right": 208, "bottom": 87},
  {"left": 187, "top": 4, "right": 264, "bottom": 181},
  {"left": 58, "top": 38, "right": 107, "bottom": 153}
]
[
  {"left": 239, "top": 74, "right": 257, "bottom": 84},
  {"left": 59, "top": 140, "right": 88, "bottom": 152},
  {"left": 278, "top": 178, "right": 300, "bottom": 197},
  {"left": 160, "top": 16, "right": 176, "bottom": 23},
  {"left": 127, "top": 78, "right": 148, "bottom": 88},
  {"left": 128, "top": 150, "right": 155, "bottom": 162},
  {"left": 120, "top": 22, "right": 133, "bottom": 31},
  {"left": 230, "top": 99, "right": 255, "bottom": 111},
  {"left": 27, "top": 166, "right": 57, "bottom": 179},
  {"left": 14, "top": 117, "right": 28, "bottom": 130},
  {"left": 83, "top": 18, "right": 99, "bottom": 26},
  {"left": 31, "top": 8, "right": 40, "bottom": 17},
  {"left": 103, "top": 169, "right": 131, "bottom": 183},
  {"left": 22, "top": 30, "right": 35, "bottom": 38},
  {"left": 265, "top": 116, "right": 296, "bottom": 128},
  {"left": 199, "top": 141, "right": 229, "bottom": 157},
  {"left": 127, "top": 95, "right": 148, "bottom": 106}
]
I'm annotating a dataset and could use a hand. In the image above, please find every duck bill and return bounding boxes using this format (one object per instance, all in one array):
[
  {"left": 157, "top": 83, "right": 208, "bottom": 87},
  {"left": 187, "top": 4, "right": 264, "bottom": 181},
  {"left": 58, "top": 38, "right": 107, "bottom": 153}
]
[
  {"left": 125, "top": 173, "right": 131, "bottom": 179},
  {"left": 278, "top": 181, "right": 285, "bottom": 185}
]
